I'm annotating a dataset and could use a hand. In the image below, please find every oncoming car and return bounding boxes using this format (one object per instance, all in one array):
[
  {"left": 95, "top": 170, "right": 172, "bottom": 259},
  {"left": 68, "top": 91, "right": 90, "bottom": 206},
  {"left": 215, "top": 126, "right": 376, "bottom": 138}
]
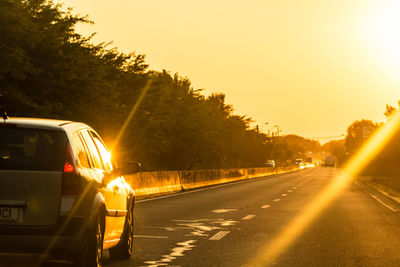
[
  {"left": 0, "top": 117, "right": 139, "bottom": 266},
  {"left": 265, "top": 160, "right": 275, "bottom": 167},
  {"left": 294, "top": 159, "right": 303, "bottom": 166}
]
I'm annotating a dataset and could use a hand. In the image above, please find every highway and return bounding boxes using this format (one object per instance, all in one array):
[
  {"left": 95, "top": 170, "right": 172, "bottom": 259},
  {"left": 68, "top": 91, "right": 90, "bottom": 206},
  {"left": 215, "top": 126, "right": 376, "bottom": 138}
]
[
  {"left": 2, "top": 167, "right": 400, "bottom": 266},
  {"left": 101, "top": 167, "right": 400, "bottom": 266}
]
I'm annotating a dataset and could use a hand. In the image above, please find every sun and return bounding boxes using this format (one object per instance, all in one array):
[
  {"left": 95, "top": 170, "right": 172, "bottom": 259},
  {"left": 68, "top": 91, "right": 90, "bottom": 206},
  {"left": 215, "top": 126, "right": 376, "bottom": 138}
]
[{"left": 358, "top": 0, "right": 400, "bottom": 76}]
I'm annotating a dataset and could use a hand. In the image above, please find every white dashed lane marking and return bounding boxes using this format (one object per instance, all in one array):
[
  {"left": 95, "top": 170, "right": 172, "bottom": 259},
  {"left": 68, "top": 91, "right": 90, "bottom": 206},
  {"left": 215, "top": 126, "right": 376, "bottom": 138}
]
[
  {"left": 134, "top": 235, "right": 168, "bottom": 239},
  {"left": 287, "top": 190, "right": 292, "bottom": 192},
  {"left": 212, "top": 209, "right": 238, "bottom": 213},
  {"left": 209, "top": 231, "right": 230, "bottom": 240},
  {"left": 282, "top": 194, "right": 287, "bottom": 197},
  {"left": 261, "top": 205, "right": 271, "bottom": 209},
  {"left": 273, "top": 199, "right": 281, "bottom": 202},
  {"left": 242, "top": 215, "right": 255, "bottom": 220}
]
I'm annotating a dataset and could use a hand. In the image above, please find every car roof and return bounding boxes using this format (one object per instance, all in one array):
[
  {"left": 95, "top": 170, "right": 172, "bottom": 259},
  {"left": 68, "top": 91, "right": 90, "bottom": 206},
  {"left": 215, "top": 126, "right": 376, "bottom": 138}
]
[{"left": 1, "top": 117, "right": 87, "bottom": 131}]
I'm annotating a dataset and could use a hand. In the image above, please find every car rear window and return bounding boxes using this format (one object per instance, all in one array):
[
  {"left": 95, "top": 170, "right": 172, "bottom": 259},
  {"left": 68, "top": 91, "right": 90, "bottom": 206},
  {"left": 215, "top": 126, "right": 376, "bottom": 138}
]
[{"left": 0, "top": 127, "right": 67, "bottom": 171}]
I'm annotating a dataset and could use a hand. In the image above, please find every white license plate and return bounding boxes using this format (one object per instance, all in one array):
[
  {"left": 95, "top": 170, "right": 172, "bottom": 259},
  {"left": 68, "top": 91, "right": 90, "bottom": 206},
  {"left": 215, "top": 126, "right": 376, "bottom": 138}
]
[{"left": 0, "top": 207, "right": 19, "bottom": 224}]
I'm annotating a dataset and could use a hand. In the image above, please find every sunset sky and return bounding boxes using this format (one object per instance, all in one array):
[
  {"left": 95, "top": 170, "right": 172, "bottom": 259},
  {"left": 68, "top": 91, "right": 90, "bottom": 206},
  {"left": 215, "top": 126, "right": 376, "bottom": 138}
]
[{"left": 63, "top": 0, "right": 400, "bottom": 143}]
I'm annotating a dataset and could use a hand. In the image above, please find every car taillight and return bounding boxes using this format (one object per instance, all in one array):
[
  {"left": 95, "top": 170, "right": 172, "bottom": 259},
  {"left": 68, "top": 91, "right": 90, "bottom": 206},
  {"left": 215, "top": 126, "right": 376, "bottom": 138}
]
[{"left": 61, "top": 143, "right": 81, "bottom": 195}]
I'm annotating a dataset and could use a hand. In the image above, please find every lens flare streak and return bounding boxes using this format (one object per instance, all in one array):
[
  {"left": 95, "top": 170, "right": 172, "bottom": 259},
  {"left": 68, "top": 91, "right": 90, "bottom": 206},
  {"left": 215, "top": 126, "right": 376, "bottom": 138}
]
[
  {"left": 111, "top": 80, "right": 152, "bottom": 152},
  {"left": 245, "top": 111, "right": 400, "bottom": 266}
]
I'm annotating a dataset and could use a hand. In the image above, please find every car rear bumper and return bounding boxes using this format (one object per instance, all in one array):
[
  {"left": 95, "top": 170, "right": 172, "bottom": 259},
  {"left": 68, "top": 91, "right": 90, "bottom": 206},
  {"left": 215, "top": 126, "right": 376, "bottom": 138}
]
[
  {"left": 0, "top": 216, "right": 89, "bottom": 255},
  {"left": 0, "top": 234, "right": 85, "bottom": 254}
]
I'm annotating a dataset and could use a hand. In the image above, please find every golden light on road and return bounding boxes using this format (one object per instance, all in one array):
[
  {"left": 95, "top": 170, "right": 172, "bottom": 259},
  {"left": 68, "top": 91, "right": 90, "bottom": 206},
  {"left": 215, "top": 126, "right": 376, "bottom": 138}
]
[{"left": 245, "top": 110, "right": 400, "bottom": 266}]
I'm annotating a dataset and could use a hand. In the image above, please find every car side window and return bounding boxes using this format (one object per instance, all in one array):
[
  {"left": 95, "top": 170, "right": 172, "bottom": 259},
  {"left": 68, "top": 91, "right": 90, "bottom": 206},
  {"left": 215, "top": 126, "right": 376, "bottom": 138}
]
[
  {"left": 89, "top": 132, "right": 113, "bottom": 172},
  {"left": 71, "top": 132, "right": 91, "bottom": 168},
  {"left": 80, "top": 130, "right": 104, "bottom": 170}
]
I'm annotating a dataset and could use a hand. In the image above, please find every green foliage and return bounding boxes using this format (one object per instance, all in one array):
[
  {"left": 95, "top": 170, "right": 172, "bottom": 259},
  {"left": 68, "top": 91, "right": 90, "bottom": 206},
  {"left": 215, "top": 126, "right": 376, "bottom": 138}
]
[
  {"left": 338, "top": 102, "right": 400, "bottom": 175},
  {"left": 280, "top": 135, "right": 320, "bottom": 157},
  {"left": 367, "top": 103, "right": 400, "bottom": 176},
  {"left": 345, "top": 119, "right": 378, "bottom": 155}
]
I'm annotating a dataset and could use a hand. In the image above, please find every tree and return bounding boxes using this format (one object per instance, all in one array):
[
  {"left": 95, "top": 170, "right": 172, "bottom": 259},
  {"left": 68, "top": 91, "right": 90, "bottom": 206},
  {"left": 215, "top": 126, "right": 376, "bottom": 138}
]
[
  {"left": 384, "top": 101, "right": 400, "bottom": 120},
  {"left": 345, "top": 120, "right": 378, "bottom": 156},
  {"left": 0, "top": 0, "right": 323, "bottom": 171},
  {"left": 322, "top": 139, "right": 346, "bottom": 166},
  {"left": 280, "top": 135, "right": 321, "bottom": 160}
]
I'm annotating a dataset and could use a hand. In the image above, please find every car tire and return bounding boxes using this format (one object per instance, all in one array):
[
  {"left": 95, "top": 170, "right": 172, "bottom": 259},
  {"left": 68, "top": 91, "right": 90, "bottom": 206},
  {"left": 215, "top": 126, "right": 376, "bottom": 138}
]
[
  {"left": 74, "top": 213, "right": 104, "bottom": 267},
  {"left": 109, "top": 203, "right": 134, "bottom": 260}
]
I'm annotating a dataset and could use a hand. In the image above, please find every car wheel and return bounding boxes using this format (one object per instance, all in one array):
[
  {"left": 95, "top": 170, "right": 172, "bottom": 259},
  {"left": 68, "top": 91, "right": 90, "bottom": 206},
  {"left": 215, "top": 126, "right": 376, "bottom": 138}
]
[
  {"left": 109, "top": 204, "right": 134, "bottom": 260},
  {"left": 75, "top": 213, "right": 104, "bottom": 267}
]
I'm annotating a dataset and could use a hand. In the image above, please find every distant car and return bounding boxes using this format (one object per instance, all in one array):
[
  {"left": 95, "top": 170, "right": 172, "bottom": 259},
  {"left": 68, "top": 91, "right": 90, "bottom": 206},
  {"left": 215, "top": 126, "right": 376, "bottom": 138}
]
[
  {"left": 0, "top": 117, "right": 140, "bottom": 266},
  {"left": 294, "top": 159, "right": 303, "bottom": 166},
  {"left": 324, "top": 156, "right": 335, "bottom": 167},
  {"left": 265, "top": 160, "right": 275, "bottom": 167}
]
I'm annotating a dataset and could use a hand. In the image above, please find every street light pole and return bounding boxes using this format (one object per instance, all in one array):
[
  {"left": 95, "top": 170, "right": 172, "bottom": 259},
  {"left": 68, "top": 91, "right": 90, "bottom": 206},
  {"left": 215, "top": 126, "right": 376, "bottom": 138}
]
[
  {"left": 264, "top": 122, "right": 269, "bottom": 136},
  {"left": 273, "top": 125, "right": 280, "bottom": 141}
]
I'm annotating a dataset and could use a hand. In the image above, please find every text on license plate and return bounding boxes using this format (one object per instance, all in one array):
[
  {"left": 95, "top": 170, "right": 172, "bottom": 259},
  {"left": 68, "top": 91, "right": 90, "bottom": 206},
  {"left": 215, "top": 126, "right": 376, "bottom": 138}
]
[{"left": 0, "top": 207, "right": 19, "bottom": 224}]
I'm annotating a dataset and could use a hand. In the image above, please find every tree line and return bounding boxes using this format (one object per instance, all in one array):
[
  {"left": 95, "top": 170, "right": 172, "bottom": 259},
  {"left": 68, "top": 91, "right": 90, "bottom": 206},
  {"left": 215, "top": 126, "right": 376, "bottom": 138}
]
[
  {"left": 323, "top": 101, "right": 400, "bottom": 176},
  {"left": 0, "top": 0, "right": 321, "bottom": 171}
]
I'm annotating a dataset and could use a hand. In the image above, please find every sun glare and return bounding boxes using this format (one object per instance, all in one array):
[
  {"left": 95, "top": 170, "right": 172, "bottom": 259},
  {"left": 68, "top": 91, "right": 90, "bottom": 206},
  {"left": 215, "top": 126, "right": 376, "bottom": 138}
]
[
  {"left": 111, "top": 80, "right": 152, "bottom": 153},
  {"left": 359, "top": 0, "right": 400, "bottom": 77}
]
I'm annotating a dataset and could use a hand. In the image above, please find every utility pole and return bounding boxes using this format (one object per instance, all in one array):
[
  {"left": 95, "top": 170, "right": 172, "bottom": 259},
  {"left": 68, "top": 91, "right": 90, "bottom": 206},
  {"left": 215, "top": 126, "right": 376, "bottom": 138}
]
[
  {"left": 275, "top": 125, "right": 280, "bottom": 137},
  {"left": 273, "top": 125, "right": 279, "bottom": 142}
]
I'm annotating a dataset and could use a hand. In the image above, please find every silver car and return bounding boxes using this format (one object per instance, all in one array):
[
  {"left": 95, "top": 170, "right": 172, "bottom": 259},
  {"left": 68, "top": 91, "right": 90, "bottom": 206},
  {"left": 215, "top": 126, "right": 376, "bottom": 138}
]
[{"left": 0, "top": 117, "right": 138, "bottom": 266}]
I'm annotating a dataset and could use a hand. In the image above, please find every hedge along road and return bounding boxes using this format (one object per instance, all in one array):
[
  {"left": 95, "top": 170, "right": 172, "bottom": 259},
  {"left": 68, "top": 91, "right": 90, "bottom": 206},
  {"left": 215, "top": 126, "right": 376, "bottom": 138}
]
[{"left": 104, "top": 167, "right": 400, "bottom": 266}]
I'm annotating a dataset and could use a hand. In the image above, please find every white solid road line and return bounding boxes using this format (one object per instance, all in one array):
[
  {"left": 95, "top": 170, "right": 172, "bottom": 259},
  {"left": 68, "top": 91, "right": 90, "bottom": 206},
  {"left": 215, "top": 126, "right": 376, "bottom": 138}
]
[
  {"left": 356, "top": 182, "right": 398, "bottom": 212},
  {"left": 261, "top": 205, "right": 271, "bottom": 209},
  {"left": 370, "top": 194, "right": 397, "bottom": 212},
  {"left": 242, "top": 215, "right": 256, "bottom": 220},
  {"left": 363, "top": 191, "right": 398, "bottom": 212},
  {"left": 133, "top": 235, "right": 168, "bottom": 239},
  {"left": 209, "top": 231, "right": 230, "bottom": 240},
  {"left": 273, "top": 198, "right": 281, "bottom": 202}
]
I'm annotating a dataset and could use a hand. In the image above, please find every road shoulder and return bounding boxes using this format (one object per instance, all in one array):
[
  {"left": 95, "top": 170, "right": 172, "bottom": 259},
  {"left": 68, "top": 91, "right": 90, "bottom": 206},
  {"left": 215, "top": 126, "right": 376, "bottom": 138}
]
[{"left": 357, "top": 177, "right": 400, "bottom": 212}]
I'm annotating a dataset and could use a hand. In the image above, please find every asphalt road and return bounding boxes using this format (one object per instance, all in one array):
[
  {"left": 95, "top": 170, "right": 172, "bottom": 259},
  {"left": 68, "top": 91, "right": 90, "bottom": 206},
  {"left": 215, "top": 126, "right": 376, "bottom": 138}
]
[
  {"left": 2, "top": 167, "right": 400, "bottom": 266},
  {"left": 101, "top": 167, "right": 400, "bottom": 267}
]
